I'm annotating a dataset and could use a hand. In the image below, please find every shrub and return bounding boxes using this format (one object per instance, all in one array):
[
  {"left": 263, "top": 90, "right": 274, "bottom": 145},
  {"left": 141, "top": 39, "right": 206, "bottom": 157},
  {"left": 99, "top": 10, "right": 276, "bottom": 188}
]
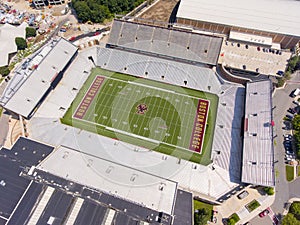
[
  {"left": 276, "top": 77, "right": 285, "bottom": 87},
  {"left": 227, "top": 213, "right": 240, "bottom": 225},
  {"left": 246, "top": 200, "right": 261, "bottom": 212},
  {"left": 0, "top": 66, "right": 10, "bottom": 76}
]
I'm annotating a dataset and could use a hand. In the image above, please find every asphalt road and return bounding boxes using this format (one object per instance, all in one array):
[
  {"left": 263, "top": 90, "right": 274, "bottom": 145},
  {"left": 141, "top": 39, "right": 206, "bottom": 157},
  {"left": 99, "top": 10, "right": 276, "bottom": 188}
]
[
  {"left": 250, "top": 214, "right": 273, "bottom": 225},
  {"left": 271, "top": 71, "right": 300, "bottom": 216}
]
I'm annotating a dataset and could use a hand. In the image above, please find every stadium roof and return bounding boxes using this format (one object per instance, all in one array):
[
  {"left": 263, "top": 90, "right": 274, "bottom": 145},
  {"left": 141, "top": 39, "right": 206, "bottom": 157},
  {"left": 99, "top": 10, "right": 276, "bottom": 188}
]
[
  {"left": 108, "top": 19, "right": 223, "bottom": 65},
  {"left": 176, "top": 0, "right": 300, "bottom": 37},
  {"left": 0, "top": 22, "right": 27, "bottom": 67},
  {"left": 0, "top": 137, "right": 173, "bottom": 225},
  {"left": 2, "top": 38, "right": 77, "bottom": 118},
  {"left": 37, "top": 145, "right": 178, "bottom": 215},
  {"left": 242, "top": 80, "right": 275, "bottom": 187}
]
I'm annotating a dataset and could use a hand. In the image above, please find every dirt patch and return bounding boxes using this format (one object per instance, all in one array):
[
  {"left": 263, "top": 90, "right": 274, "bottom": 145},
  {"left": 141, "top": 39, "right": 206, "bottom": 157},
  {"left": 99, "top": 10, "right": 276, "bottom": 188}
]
[{"left": 138, "top": 0, "right": 179, "bottom": 23}]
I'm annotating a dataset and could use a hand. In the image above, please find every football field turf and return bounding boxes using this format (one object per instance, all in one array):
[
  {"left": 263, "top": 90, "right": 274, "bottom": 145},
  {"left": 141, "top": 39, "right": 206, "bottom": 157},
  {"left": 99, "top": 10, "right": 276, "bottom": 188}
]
[{"left": 62, "top": 68, "right": 218, "bottom": 165}]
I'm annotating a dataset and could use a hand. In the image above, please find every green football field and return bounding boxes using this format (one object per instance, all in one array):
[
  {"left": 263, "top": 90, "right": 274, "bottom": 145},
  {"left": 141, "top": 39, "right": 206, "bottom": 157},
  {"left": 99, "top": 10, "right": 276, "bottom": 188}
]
[{"left": 62, "top": 68, "right": 218, "bottom": 165}]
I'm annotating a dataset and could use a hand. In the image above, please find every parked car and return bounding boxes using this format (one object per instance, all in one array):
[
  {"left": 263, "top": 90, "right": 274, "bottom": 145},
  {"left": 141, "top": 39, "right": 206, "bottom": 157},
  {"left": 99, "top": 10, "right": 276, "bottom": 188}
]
[
  {"left": 277, "top": 70, "right": 284, "bottom": 76},
  {"left": 288, "top": 108, "right": 296, "bottom": 114},
  {"left": 290, "top": 88, "right": 300, "bottom": 97},
  {"left": 237, "top": 190, "right": 249, "bottom": 199},
  {"left": 259, "top": 209, "right": 270, "bottom": 217},
  {"left": 273, "top": 216, "right": 279, "bottom": 225},
  {"left": 293, "top": 100, "right": 300, "bottom": 106}
]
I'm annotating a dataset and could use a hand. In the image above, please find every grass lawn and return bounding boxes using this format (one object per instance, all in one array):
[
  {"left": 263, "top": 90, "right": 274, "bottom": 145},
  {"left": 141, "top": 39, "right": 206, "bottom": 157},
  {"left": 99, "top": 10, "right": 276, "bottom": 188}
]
[
  {"left": 62, "top": 67, "right": 218, "bottom": 165},
  {"left": 194, "top": 199, "right": 213, "bottom": 211},
  {"left": 286, "top": 165, "right": 294, "bottom": 182},
  {"left": 0, "top": 106, "right": 2, "bottom": 117},
  {"left": 298, "top": 166, "right": 300, "bottom": 177}
]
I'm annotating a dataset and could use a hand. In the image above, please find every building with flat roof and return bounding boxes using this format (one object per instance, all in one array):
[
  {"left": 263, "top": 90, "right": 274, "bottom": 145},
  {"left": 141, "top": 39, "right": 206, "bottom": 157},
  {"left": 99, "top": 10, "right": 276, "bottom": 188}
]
[
  {"left": 0, "top": 38, "right": 77, "bottom": 119},
  {"left": 176, "top": 0, "right": 300, "bottom": 49},
  {"left": 242, "top": 80, "right": 275, "bottom": 187}
]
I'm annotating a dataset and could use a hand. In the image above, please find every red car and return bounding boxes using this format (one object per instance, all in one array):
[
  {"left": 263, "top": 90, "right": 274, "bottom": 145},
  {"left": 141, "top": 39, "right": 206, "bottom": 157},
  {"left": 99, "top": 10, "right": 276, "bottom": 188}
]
[{"left": 259, "top": 209, "right": 270, "bottom": 217}]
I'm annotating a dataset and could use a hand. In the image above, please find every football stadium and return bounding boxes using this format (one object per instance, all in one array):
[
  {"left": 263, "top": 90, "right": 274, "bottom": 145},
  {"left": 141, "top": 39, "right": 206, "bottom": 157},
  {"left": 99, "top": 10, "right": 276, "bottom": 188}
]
[{"left": 0, "top": 18, "right": 275, "bottom": 224}]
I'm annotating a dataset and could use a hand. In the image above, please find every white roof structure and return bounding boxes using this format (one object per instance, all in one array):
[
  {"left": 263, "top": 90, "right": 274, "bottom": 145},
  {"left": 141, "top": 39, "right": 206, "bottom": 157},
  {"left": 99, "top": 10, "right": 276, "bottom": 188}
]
[
  {"left": 0, "top": 22, "right": 27, "bottom": 67},
  {"left": 242, "top": 80, "right": 275, "bottom": 187},
  {"left": 177, "top": 0, "right": 300, "bottom": 37},
  {"left": 37, "top": 145, "right": 178, "bottom": 215},
  {"left": 2, "top": 38, "right": 77, "bottom": 118}
]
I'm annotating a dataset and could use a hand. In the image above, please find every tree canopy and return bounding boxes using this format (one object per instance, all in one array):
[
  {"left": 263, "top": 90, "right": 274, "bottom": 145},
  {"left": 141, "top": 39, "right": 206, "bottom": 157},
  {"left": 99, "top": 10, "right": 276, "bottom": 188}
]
[
  {"left": 287, "top": 56, "right": 300, "bottom": 74},
  {"left": 194, "top": 208, "right": 210, "bottom": 225},
  {"left": 282, "top": 213, "right": 300, "bottom": 225},
  {"left": 72, "top": 0, "right": 145, "bottom": 23},
  {"left": 290, "top": 202, "right": 300, "bottom": 219},
  {"left": 15, "top": 37, "right": 27, "bottom": 50},
  {"left": 26, "top": 27, "right": 37, "bottom": 38}
]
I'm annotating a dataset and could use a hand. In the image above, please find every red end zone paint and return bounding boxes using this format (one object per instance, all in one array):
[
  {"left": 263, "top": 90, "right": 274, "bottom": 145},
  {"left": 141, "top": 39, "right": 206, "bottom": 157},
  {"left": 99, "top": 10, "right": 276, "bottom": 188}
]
[
  {"left": 74, "top": 76, "right": 105, "bottom": 119},
  {"left": 189, "top": 99, "right": 210, "bottom": 153}
]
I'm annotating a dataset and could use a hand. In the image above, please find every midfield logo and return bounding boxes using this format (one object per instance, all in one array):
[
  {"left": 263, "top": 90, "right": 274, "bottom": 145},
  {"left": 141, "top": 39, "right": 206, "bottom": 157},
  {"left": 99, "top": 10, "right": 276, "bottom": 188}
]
[{"left": 136, "top": 103, "right": 148, "bottom": 115}]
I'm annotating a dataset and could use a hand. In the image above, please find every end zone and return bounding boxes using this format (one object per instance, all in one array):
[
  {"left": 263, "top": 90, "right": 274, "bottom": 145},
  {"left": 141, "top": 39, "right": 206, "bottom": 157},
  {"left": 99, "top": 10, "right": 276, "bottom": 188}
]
[
  {"left": 73, "top": 76, "right": 105, "bottom": 119},
  {"left": 189, "top": 99, "right": 210, "bottom": 153}
]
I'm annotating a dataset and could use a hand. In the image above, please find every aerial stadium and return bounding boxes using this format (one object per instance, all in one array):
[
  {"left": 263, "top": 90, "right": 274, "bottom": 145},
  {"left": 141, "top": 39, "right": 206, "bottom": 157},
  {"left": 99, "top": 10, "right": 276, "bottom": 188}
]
[{"left": 0, "top": 18, "right": 275, "bottom": 224}]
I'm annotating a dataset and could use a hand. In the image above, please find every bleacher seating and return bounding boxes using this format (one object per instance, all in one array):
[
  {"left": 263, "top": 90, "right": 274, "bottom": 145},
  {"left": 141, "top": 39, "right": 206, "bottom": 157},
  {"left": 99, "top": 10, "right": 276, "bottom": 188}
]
[{"left": 107, "top": 20, "right": 223, "bottom": 66}]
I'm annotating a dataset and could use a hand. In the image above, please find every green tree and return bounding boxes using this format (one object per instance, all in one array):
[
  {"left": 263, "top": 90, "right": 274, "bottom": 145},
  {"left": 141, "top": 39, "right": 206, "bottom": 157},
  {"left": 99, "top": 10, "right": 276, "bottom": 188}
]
[
  {"left": 292, "top": 115, "right": 300, "bottom": 131},
  {"left": 282, "top": 213, "right": 300, "bottom": 225},
  {"left": 0, "top": 66, "right": 10, "bottom": 76},
  {"left": 290, "top": 202, "right": 300, "bottom": 219},
  {"left": 263, "top": 187, "right": 275, "bottom": 195},
  {"left": 72, "top": 0, "right": 145, "bottom": 23},
  {"left": 25, "top": 27, "right": 37, "bottom": 38},
  {"left": 194, "top": 208, "right": 210, "bottom": 225},
  {"left": 15, "top": 37, "right": 27, "bottom": 50},
  {"left": 73, "top": 1, "right": 91, "bottom": 22},
  {"left": 287, "top": 56, "right": 300, "bottom": 73}
]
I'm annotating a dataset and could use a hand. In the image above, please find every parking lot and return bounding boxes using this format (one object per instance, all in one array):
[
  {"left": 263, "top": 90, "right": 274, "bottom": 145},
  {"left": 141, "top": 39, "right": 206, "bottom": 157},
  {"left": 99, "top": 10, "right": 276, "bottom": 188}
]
[
  {"left": 282, "top": 89, "right": 300, "bottom": 165},
  {"left": 218, "top": 40, "right": 291, "bottom": 75}
]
